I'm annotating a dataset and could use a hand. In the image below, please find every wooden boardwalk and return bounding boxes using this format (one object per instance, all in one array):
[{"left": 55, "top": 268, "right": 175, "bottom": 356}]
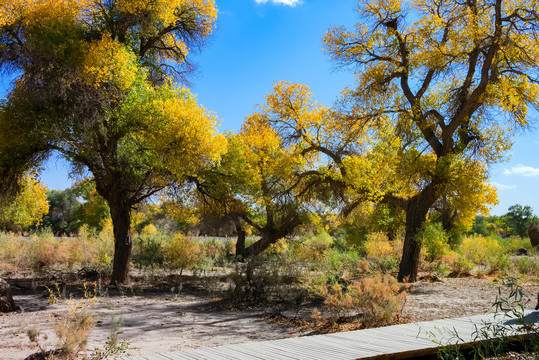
[{"left": 116, "top": 310, "right": 539, "bottom": 360}]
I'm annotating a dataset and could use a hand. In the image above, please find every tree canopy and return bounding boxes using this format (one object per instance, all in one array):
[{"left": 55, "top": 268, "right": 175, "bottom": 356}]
[
  {"left": 265, "top": 0, "right": 539, "bottom": 282},
  {"left": 0, "top": 176, "right": 49, "bottom": 232},
  {"left": 195, "top": 95, "right": 314, "bottom": 258},
  {"left": 0, "top": 0, "right": 223, "bottom": 283}
]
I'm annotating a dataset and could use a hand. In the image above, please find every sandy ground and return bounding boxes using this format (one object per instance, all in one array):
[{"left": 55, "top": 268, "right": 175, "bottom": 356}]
[{"left": 1, "top": 276, "right": 538, "bottom": 360}]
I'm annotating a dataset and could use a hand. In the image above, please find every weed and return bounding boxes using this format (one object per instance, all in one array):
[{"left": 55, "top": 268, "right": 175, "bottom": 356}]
[{"left": 428, "top": 276, "right": 538, "bottom": 359}]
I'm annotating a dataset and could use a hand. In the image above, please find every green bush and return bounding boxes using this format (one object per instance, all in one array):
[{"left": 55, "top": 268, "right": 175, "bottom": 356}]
[
  {"left": 498, "top": 236, "right": 533, "bottom": 254},
  {"left": 515, "top": 256, "right": 539, "bottom": 276},
  {"left": 227, "top": 255, "right": 302, "bottom": 304},
  {"left": 132, "top": 228, "right": 169, "bottom": 270},
  {"left": 458, "top": 234, "right": 508, "bottom": 273},
  {"left": 418, "top": 223, "right": 450, "bottom": 262}
]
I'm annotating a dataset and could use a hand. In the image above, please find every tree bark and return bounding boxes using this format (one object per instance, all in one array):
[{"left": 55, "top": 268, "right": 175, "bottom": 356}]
[
  {"left": 235, "top": 218, "right": 246, "bottom": 259},
  {"left": 0, "top": 278, "right": 16, "bottom": 313},
  {"left": 109, "top": 196, "right": 133, "bottom": 285},
  {"left": 397, "top": 187, "right": 438, "bottom": 283},
  {"left": 243, "top": 234, "right": 278, "bottom": 257}
]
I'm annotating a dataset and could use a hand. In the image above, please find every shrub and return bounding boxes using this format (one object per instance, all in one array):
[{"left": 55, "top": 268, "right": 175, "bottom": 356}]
[
  {"left": 302, "top": 254, "right": 405, "bottom": 327},
  {"left": 79, "top": 225, "right": 114, "bottom": 276},
  {"left": 26, "top": 286, "right": 128, "bottom": 360},
  {"left": 132, "top": 226, "right": 168, "bottom": 270},
  {"left": 418, "top": 223, "right": 450, "bottom": 262},
  {"left": 515, "top": 256, "right": 539, "bottom": 276},
  {"left": 304, "top": 268, "right": 405, "bottom": 327},
  {"left": 300, "top": 230, "right": 334, "bottom": 262},
  {"left": 365, "top": 232, "right": 393, "bottom": 259},
  {"left": 164, "top": 234, "right": 202, "bottom": 275},
  {"left": 227, "top": 255, "right": 303, "bottom": 304},
  {"left": 458, "top": 235, "right": 507, "bottom": 273},
  {"left": 498, "top": 236, "right": 533, "bottom": 254},
  {"left": 27, "top": 233, "right": 77, "bottom": 273},
  {"left": 348, "top": 273, "right": 405, "bottom": 327}
]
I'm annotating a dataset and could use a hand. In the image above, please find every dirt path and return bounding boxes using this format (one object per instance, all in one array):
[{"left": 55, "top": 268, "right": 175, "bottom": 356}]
[{"left": 1, "top": 277, "right": 538, "bottom": 360}]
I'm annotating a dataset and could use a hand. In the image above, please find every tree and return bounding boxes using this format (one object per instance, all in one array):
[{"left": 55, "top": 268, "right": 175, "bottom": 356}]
[
  {"left": 0, "top": 176, "right": 49, "bottom": 232},
  {"left": 505, "top": 204, "right": 536, "bottom": 238},
  {"left": 196, "top": 106, "right": 313, "bottom": 258},
  {"left": 73, "top": 179, "right": 111, "bottom": 231},
  {"left": 0, "top": 0, "right": 224, "bottom": 284},
  {"left": 42, "top": 189, "right": 84, "bottom": 235},
  {"left": 430, "top": 159, "right": 498, "bottom": 243},
  {"left": 321, "top": 0, "right": 539, "bottom": 282}
]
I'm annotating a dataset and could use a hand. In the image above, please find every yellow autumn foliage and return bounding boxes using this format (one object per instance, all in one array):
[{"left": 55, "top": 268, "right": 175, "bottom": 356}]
[{"left": 0, "top": 176, "right": 49, "bottom": 232}]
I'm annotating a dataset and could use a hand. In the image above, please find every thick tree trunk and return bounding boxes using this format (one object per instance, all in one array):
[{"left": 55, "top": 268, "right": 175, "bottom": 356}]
[
  {"left": 109, "top": 198, "right": 132, "bottom": 285},
  {"left": 235, "top": 220, "right": 246, "bottom": 259},
  {"left": 243, "top": 233, "right": 279, "bottom": 258},
  {"left": 398, "top": 188, "right": 438, "bottom": 283}
]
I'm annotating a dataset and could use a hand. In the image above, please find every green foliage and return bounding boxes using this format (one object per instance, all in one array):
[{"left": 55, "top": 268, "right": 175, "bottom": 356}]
[
  {"left": 42, "top": 189, "right": 84, "bottom": 235},
  {"left": 337, "top": 223, "right": 369, "bottom": 253},
  {"left": 132, "top": 226, "right": 168, "bottom": 270},
  {"left": 514, "top": 256, "right": 539, "bottom": 277},
  {"left": 418, "top": 223, "right": 451, "bottom": 262},
  {"left": 72, "top": 179, "right": 110, "bottom": 231},
  {"left": 505, "top": 204, "right": 537, "bottom": 239},
  {"left": 458, "top": 235, "right": 511, "bottom": 274}
]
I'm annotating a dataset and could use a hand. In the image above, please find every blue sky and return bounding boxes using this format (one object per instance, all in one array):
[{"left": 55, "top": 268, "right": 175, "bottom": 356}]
[{"left": 5, "top": 0, "right": 539, "bottom": 216}]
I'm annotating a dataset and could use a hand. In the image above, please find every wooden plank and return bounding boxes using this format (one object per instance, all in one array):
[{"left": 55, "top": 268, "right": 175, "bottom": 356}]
[
  {"left": 268, "top": 338, "right": 369, "bottom": 360},
  {"left": 213, "top": 343, "right": 298, "bottom": 360},
  {"left": 122, "top": 310, "right": 538, "bottom": 360},
  {"left": 256, "top": 340, "right": 335, "bottom": 360},
  {"left": 325, "top": 331, "right": 432, "bottom": 352},
  {"left": 238, "top": 342, "right": 319, "bottom": 360},
  {"left": 286, "top": 336, "right": 383, "bottom": 358}
]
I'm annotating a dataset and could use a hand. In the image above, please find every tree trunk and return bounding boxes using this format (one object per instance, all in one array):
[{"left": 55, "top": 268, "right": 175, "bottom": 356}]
[
  {"left": 109, "top": 197, "right": 132, "bottom": 285},
  {"left": 0, "top": 278, "right": 16, "bottom": 313},
  {"left": 235, "top": 219, "right": 246, "bottom": 259},
  {"left": 243, "top": 233, "right": 279, "bottom": 258},
  {"left": 398, "top": 188, "right": 438, "bottom": 283}
]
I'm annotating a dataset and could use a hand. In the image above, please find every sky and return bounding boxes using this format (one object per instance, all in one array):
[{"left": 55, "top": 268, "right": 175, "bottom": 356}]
[{"left": 4, "top": 0, "right": 539, "bottom": 216}]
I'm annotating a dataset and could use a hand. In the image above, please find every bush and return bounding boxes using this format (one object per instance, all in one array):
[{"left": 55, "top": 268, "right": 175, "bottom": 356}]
[
  {"left": 201, "top": 237, "right": 228, "bottom": 266},
  {"left": 132, "top": 225, "right": 168, "bottom": 270},
  {"left": 164, "top": 234, "right": 202, "bottom": 275},
  {"left": 79, "top": 224, "right": 114, "bottom": 276},
  {"left": 515, "top": 256, "right": 539, "bottom": 276},
  {"left": 0, "top": 225, "right": 115, "bottom": 276},
  {"left": 227, "top": 255, "right": 303, "bottom": 304},
  {"left": 280, "top": 230, "right": 334, "bottom": 263},
  {"left": 458, "top": 235, "right": 508, "bottom": 273},
  {"left": 498, "top": 236, "right": 533, "bottom": 254},
  {"left": 365, "top": 232, "right": 393, "bottom": 259},
  {"left": 418, "top": 223, "right": 450, "bottom": 262},
  {"left": 303, "top": 264, "right": 405, "bottom": 327}
]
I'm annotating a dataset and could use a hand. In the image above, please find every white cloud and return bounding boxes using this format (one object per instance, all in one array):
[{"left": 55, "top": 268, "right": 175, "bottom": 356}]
[
  {"left": 503, "top": 164, "right": 539, "bottom": 177},
  {"left": 492, "top": 182, "right": 517, "bottom": 190},
  {"left": 254, "top": 0, "right": 303, "bottom": 6}
]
